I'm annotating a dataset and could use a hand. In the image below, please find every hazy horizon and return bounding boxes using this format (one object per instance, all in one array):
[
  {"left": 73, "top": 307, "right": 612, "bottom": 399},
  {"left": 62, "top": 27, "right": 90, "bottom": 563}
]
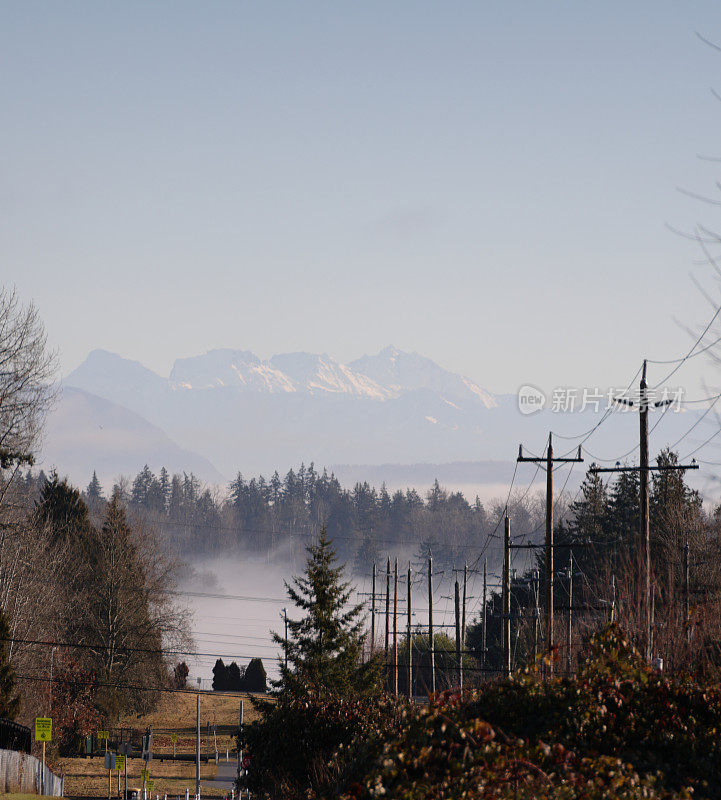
[{"left": 5, "top": 2, "right": 721, "bottom": 399}]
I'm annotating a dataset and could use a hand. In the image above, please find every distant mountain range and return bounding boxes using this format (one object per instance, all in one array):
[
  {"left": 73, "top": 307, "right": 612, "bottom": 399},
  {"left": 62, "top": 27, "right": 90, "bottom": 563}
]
[{"left": 38, "top": 346, "right": 717, "bottom": 494}]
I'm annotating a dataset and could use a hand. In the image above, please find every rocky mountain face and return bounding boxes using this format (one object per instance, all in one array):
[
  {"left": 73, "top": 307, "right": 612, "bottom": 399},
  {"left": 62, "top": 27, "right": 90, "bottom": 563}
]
[
  {"left": 59, "top": 346, "right": 500, "bottom": 477},
  {"left": 51, "top": 346, "right": 702, "bottom": 488}
]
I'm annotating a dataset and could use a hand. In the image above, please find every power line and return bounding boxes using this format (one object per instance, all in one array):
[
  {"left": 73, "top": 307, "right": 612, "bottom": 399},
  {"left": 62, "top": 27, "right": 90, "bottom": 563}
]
[
  {"left": 0, "top": 636, "right": 273, "bottom": 662},
  {"left": 13, "top": 672, "right": 255, "bottom": 696},
  {"left": 649, "top": 296, "right": 721, "bottom": 387}
]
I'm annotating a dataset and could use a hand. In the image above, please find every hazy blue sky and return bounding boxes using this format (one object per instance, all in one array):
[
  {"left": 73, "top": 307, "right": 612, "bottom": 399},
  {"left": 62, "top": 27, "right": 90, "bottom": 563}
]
[{"left": 3, "top": 1, "right": 721, "bottom": 396}]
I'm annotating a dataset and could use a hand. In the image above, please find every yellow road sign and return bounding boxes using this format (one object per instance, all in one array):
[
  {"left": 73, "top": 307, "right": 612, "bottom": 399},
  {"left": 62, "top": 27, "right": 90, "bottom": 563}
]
[
  {"left": 141, "top": 769, "right": 150, "bottom": 780},
  {"left": 147, "top": 780, "right": 154, "bottom": 791},
  {"left": 170, "top": 733, "right": 178, "bottom": 743},
  {"left": 35, "top": 718, "right": 52, "bottom": 742},
  {"left": 97, "top": 730, "right": 110, "bottom": 740},
  {"left": 116, "top": 755, "right": 125, "bottom": 772}
]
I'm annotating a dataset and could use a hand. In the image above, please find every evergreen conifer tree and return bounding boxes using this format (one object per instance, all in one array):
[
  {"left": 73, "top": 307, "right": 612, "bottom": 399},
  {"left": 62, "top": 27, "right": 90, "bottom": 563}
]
[
  {"left": 36, "top": 470, "right": 91, "bottom": 545},
  {"left": 212, "top": 658, "right": 228, "bottom": 691},
  {"left": 274, "top": 527, "right": 379, "bottom": 698},
  {"left": 242, "top": 658, "right": 267, "bottom": 692},
  {"left": 85, "top": 471, "right": 105, "bottom": 509},
  {"left": 226, "top": 661, "right": 242, "bottom": 690}
]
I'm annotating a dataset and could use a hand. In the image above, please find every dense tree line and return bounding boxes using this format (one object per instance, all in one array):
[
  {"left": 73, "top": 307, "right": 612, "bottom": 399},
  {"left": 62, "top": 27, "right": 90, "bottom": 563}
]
[
  {"left": 467, "top": 450, "right": 721, "bottom": 676},
  {"left": 212, "top": 657, "right": 267, "bottom": 692},
  {"left": 0, "top": 470, "right": 192, "bottom": 744},
  {"left": 46, "top": 463, "right": 542, "bottom": 574}
]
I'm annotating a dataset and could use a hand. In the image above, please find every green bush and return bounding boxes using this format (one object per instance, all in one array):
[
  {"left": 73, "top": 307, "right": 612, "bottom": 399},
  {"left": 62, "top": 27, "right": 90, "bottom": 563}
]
[
  {"left": 239, "top": 626, "right": 721, "bottom": 799},
  {"left": 238, "top": 693, "right": 407, "bottom": 799},
  {"left": 467, "top": 626, "right": 721, "bottom": 798},
  {"left": 346, "top": 691, "right": 683, "bottom": 799}
]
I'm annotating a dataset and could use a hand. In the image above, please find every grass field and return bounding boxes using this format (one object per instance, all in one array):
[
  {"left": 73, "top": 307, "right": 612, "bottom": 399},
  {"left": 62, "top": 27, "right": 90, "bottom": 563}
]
[{"left": 55, "top": 691, "right": 267, "bottom": 799}]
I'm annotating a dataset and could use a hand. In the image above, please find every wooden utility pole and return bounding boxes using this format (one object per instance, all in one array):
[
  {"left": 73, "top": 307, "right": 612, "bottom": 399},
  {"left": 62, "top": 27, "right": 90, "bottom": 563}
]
[
  {"left": 532, "top": 569, "right": 540, "bottom": 663},
  {"left": 407, "top": 563, "right": 412, "bottom": 697},
  {"left": 462, "top": 565, "right": 467, "bottom": 649},
  {"left": 683, "top": 540, "right": 690, "bottom": 645},
  {"left": 393, "top": 557, "right": 398, "bottom": 695},
  {"left": 518, "top": 435, "right": 582, "bottom": 670},
  {"left": 283, "top": 608, "right": 288, "bottom": 671},
  {"left": 502, "top": 517, "right": 511, "bottom": 676},
  {"left": 454, "top": 578, "right": 462, "bottom": 687},
  {"left": 566, "top": 553, "right": 573, "bottom": 674},
  {"left": 237, "top": 699, "right": 244, "bottom": 788},
  {"left": 639, "top": 362, "right": 650, "bottom": 659},
  {"left": 385, "top": 557, "right": 390, "bottom": 659},
  {"left": 195, "top": 693, "right": 200, "bottom": 800},
  {"left": 589, "top": 362, "right": 697, "bottom": 661},
  {"left": 428, "top": 557, "right": 435, "bottom": 694},
  {"left": 371, "top": 562, "right": 376, "bottom": 656},
  {"left": 481, "top": 558, "right": 487, "bottom": 669},
  {"left": 461, "top": 563, "right": 467, "bottom": 687}
]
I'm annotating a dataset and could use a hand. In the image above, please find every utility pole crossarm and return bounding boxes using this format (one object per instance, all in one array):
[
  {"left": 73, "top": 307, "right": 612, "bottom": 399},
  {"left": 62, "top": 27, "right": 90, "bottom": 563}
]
[
  {"left": 592, "top": 359, "right": 699, "bottom": 662},
  {"left": 517, "top": 435, "right": 583, "bottom": 673},
  {"left": 517, "top": 444, "right": 583, "bottom": 464}
]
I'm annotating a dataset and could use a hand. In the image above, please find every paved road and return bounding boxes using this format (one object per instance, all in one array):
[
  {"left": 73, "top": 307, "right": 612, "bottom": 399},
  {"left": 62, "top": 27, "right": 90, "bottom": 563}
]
[{"left": 208, "top": 759, "right": 238, "bottom": 793}]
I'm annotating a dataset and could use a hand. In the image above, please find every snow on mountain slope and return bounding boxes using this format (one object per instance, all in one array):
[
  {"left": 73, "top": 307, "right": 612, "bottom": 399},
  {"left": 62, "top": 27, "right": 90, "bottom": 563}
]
[
  {"left": 67, "top": 346, "right": 492, "bottom": 404},
  {"left": 61, "top": 346, "right": 500, "bottom": 475},
  {"left": 350, "top": 346, "right": 497, "bottom": 407},
  {"left": 269, "top": 352, "right": 393, "bottom": 398},
  {"left": 170, "top": 349, "right": 295, "bottom": 392}
]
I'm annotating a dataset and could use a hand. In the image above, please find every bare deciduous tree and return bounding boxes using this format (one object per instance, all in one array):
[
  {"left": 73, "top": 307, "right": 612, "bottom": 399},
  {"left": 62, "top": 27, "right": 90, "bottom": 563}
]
[{"left": 0, "top": 285, "right": 56, "bottom": 475}]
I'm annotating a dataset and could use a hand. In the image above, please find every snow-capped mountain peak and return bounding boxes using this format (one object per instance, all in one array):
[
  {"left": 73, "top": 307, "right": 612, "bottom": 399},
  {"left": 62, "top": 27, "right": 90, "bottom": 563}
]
[
  {"left": 350, "top": 347, "right": 496, "bottom": 407},
  {"left": 169, "top": 349, "right": 295, "bottom": 393},
  {"left": 66, "top": 346, "right": 495, "bottom": 406},
  {"left": 269, "top": 352, "right": 394, "bottom": 399}
]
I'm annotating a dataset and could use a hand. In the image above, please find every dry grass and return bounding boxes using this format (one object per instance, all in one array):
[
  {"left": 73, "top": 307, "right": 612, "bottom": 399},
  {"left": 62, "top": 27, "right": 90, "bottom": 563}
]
[
  {"left": 58, "top": 692, "right": 269, "bottom": 799},
  {"left": 56, "top": 755, "right": 222, "bottom": 800},
  {"left": 0, "top": 795, "right": 47, "bottom": 800},
  {"left": 127, "top": 691, "right": 264, "bottom": 732}
]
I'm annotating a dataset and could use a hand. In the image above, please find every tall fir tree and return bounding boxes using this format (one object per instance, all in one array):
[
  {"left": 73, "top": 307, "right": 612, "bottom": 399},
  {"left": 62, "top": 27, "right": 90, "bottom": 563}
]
[
  {"left": 36, "top": 470, "right": 92, "bottom": 546},
  {"left": 607, "top": 467, "right": 640, "bottom": 570},
  {"left": 85, "top": 471, "right": 105, "bottom": 510},
  {"left": 565, "top": 467, "right": 610, "bottom": 582},
  {"left": 274, "top": 527, "right": 379, "bottom": 698},
  {"left": 650, "top": 449, "right": 704, "bottom": 585}
]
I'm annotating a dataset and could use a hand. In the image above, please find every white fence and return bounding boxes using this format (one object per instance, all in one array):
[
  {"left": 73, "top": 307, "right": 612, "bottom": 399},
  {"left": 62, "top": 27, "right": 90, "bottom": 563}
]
[{"left": 0, "top": 747, "right": 63, "bottom": 795}]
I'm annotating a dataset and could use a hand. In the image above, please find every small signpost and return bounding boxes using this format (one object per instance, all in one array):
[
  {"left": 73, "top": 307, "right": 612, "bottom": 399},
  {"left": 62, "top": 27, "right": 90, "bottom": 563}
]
[
  {"left": 170, "top": 733, "right": 178, "bottom": 759},
  {"left": 119, "top": 744, "right": 131, "bottom": 800},
  {"left": 35, "top": 718, "right": 52, "bottom": 741},
  {"left": 98, "top": 730, "right": 110, "bottom": 754},
  {"left": 35, "top": 718, "right": 52, "bottom": 795},
  {"left": 104, "top": 751, "right": 116, "bottom": 800},
  {"left": 141, "top": 769, "right": 151, "bottom": 800}
]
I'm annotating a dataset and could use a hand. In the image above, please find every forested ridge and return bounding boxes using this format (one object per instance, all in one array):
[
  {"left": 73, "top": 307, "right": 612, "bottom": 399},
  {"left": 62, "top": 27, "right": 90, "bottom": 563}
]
[{"left": 21, "top": 464, "right": 498, "bottom": 571}]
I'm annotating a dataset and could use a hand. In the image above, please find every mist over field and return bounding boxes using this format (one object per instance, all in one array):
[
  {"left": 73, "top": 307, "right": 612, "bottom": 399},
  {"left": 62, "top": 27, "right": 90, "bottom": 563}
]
[
  {"left": 181, "top": 542, "right": 499, "bottom": 685},
  {"left": 182, "top": 557, "right": 290, "bottom": 684}
]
